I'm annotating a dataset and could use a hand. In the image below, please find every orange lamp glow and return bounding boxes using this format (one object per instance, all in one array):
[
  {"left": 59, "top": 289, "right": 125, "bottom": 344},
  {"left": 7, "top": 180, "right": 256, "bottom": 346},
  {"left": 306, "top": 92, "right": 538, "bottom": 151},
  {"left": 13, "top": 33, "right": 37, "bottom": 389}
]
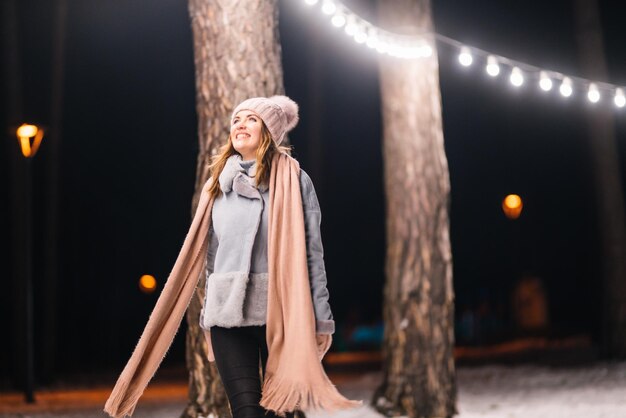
[
  {"left": 139, "top": 274, "right": 157, "bottom": 293},
  {"left": 502, "top": 194, "right": 523, "bottom": 219},
  {"left": 16, "top": 123, "right": 44, "bottom": 158}
]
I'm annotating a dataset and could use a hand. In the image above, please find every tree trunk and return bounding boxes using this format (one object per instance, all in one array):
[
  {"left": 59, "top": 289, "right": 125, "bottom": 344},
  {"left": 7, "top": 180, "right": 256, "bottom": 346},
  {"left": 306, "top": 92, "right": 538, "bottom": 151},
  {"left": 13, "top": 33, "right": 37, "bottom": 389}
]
[
  {"left": 183, "top": 1, "right": 285, "bottom": 416},
  {"left": 573, "top": 0, "right": 626, "bottom": 358},
  {"left": 373, "top": 1, "right": 457, "bottom": 417}
]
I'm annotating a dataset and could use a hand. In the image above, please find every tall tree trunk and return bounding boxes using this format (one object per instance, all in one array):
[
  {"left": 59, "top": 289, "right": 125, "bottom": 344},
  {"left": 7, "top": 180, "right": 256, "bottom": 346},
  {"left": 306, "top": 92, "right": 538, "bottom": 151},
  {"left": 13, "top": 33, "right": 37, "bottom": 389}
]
[
  {"left": 373, "top": 1, "right": 456, "bottom": 417},
  {"left": 183, "top": 1, "right": 285, "bottom": 416},
  {"left": 573, "top": 0, "right": 626, "bottom": 358}
]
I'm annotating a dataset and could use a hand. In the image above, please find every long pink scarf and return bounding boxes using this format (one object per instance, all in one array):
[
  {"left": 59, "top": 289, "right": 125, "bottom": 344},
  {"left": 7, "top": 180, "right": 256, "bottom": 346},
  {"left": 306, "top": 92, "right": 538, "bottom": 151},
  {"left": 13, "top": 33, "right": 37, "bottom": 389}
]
[{"left": 104, "top": 153, "right": 359, "bottom": 417}]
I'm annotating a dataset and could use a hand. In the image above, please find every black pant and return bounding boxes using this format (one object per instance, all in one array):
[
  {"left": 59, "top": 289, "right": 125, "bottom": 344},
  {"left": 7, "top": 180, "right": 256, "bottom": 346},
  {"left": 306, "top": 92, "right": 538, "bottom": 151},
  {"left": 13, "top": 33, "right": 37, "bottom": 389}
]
[{"left": 211, "top": 326, "right": 295, "bottom": 418}]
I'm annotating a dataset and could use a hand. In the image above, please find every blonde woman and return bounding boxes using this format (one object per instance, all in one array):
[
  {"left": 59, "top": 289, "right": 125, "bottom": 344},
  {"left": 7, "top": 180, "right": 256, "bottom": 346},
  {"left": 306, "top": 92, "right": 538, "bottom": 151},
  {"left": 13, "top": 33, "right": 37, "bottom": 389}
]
[{"left": 105, "top": 96, "right": 359, "bottom": 418}]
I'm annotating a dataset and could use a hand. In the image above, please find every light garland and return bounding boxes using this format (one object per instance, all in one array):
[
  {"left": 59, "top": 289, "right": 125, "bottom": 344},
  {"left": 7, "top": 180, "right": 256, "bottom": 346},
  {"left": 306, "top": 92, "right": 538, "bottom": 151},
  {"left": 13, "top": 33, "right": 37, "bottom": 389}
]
[{"left": 300, "top": 0, "right": 626, "bottom": 110}]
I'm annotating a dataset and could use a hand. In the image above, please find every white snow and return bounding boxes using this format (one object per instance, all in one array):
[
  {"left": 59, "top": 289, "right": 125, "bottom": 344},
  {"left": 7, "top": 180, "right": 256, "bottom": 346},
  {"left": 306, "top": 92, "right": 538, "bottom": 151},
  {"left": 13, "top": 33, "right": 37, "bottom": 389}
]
[{"left": 306, "top": 362, "right": 626, "bottom": 418}]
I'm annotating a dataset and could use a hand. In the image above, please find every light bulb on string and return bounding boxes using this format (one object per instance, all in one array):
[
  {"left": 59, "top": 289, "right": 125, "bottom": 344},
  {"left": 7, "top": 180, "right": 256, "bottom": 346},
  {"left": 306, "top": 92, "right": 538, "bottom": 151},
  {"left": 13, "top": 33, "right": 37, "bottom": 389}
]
[
  {"left": 366, "top": 34, "right": 378, "bottom": 49},
  {"left": 353, "top": 30, "right": 367, "bottom": 44},
  {"left": 376, "top": 40, "right": 390, "bottom": 54},
  {"left": 559, "top": 77, "right": 573, "bottom": 97},
  {"left": 486, "top": 56, "right": 500, "bottom": 77},
  {"left": 458, "top": 47, "right": 473, "bottom": 66},
  {"left": 510, "top": 67, "right": 524, "bottom": 87},
  {"left": 344, "top": 17, "right": 357, "bottom": 36},
  {"left": 539, "top": 71, "right": 553, "bottom": 91},
  {"left": 331, "top": 13, "right": 346, "bottom": 28},
  {"left": 615, "top": 88, "right": 626, "bottom": 108},
  {"left": 321, "top": 0, "right": 336, "bottom": 15},
  {"left": 587, "top": 83, "right": 600, "bottom": 103}
]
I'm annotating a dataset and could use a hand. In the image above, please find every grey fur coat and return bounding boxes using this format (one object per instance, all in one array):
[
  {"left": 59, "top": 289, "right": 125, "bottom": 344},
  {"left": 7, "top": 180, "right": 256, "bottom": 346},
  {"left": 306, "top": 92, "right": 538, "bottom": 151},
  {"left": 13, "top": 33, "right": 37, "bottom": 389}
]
[{"left": 200, "top": 155, "right": 334, "bottom": 334}]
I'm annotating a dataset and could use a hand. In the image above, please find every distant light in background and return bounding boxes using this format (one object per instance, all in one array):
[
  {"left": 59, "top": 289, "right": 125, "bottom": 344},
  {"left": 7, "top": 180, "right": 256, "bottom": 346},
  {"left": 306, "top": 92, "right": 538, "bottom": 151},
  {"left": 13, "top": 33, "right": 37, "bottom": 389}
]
[
  {"left": 587, "top": 83, "right": 600, "bottom": 103},
  {"left": 486, "top": 56, "right": 500, "bottom": 77},
  {"left": 503, "top": 194, "right": 523, "bottom": 220},
  {"left": 458, "top": 46, "right": 473, "bottom": 67},
  {"left": 139, "top": 274, "right": 157, "bottom": 293},
  {"left": 560, "top": 77, "right": 573, "bottom": 97},
  {"left": 510, "top": 67, "right": 524, "bottom": 87},
  {"left": 539, "top": 71, "right": 553, "bottom": 91},
  {"left": 615, "top": 88, "right": 626, "bottom": 108}
]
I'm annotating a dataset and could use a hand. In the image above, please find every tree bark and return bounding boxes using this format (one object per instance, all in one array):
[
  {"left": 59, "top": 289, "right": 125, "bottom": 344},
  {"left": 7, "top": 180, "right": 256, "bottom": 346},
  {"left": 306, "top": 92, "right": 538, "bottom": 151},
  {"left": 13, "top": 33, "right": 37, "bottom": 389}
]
[
  {"left": 373, "top": 1, "right": 457, "bottom": 417},
  {"left": 183, "top": 1, "right": 285, "bottom": 416},
  {"left": 573, "top": 0, "right": 626, "bottom": 358}
]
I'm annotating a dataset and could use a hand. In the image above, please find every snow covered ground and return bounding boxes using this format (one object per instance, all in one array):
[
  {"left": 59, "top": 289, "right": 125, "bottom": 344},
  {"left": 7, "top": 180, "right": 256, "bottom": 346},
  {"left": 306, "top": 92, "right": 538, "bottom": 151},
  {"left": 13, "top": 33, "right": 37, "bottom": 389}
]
[
  {"left": 2, "top": 362, "right": 625, "bottom": 417},
  {"left": 309, "top": 362, "right": 626, "bottom": 418}
]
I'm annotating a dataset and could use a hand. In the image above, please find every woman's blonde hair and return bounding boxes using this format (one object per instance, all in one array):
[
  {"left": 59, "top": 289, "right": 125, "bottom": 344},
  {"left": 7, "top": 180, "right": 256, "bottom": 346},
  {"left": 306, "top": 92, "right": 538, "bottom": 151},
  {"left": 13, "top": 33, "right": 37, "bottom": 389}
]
[{"left": 207, "top": 122, "right": 291, "bottom": 200}]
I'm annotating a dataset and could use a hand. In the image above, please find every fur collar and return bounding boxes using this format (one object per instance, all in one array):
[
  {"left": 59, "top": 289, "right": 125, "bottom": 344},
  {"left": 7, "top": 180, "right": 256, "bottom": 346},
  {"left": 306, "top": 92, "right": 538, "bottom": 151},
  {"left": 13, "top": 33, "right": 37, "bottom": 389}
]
[{"left": 218, "top": 155, "right": 268, "bottom": 199}]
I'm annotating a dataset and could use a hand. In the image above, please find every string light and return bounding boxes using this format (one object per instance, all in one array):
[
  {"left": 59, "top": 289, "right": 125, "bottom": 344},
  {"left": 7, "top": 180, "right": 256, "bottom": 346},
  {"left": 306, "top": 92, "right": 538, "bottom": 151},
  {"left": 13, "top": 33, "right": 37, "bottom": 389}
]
[
  {"left": 539, "top": 71, "right": 553, "bottom": 91},
  {"left": 560, "top": 77, "right": 573, "bottom": 97},
  {"left": 459, "top": 46, "right": 473, "bottom": 66},
  {"left": 510, "top": 67, "right": 524, "bottom": 87},
  {"left": 486, "top": 56, "right": 500, "bottom": 77},
  {"left": 321, "top": 0, "right": 336, "bottom": 15},
  {"left": 301, "top": 0, "right": 626, "bottom": 112},
  {"left": 331, "top": 13, "right": 346, "bottom": 27},
  {"left": 615, "top": 88, "right": 626, "bottom": 108},
  {"left": 587, "top": 83, "right": 600, "bottom": 103}
]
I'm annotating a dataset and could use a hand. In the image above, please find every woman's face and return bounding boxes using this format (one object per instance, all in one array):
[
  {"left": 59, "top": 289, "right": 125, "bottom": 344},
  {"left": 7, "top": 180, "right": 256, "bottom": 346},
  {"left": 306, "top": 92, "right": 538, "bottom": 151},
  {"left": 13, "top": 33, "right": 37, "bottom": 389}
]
[{"left": 230, "top": 110, "right": 263, "bottom": 161}]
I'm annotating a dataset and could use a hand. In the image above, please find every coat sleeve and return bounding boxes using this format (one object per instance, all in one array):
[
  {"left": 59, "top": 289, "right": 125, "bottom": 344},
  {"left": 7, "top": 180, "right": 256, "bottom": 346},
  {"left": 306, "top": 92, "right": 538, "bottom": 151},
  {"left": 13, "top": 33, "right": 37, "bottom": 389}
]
[{"left": 300, "top": 169, "right": 335, "bottom": 335}]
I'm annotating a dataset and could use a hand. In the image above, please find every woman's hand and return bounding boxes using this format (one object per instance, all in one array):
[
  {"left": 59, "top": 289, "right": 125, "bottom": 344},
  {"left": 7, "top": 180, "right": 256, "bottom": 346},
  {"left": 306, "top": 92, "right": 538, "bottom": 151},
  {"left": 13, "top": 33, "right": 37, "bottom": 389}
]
[{"left": 315, "top": 334, "right": 332, "bottom": 361}]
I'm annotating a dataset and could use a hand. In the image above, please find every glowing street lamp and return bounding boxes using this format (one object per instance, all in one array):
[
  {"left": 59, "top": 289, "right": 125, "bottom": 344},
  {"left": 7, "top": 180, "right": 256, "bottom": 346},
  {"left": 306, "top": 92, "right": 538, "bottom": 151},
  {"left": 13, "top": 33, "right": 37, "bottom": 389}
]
[
  {"left": 16, "top": 124, "right": 44, "bottom": 158},
  {"left": 14, "top": 123, "right": 45, "bottom": 404},
  {"left": 503, "top": 194, "right": 523, "bottom": 220}
]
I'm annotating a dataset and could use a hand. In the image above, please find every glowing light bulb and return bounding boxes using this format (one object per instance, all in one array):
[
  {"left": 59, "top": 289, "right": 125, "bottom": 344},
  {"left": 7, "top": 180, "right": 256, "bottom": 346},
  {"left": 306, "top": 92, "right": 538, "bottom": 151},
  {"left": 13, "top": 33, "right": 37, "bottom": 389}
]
[
  {"left": 559, "top": 77, "right": 573, "bottom": 97},
  {"left": 486, "top": 56, "right": 500, "bottom": 77},
  {"left": 458, "top": 47, "right": 473, "bottom": 66},
  {"left": 376, "top": 41, "right": 389, "bottom": 54},
  {"left": 344, "top": 21, "right": 357, "bottom": 36},
  {"left": 321, "top": 0, "right": 336, "bottom": 14},
  {"left": 139, "top": 275, "right": 157, "bottom": 293},
  {"left": 539, "top": 71, "right": 553, "bottom": 91},
  {"left": 615, "top": 88, "right": 626, "bottom": 108},
  {"left": 587, "top": 83, "right": 600, "bottom": 103},
  {"left": 353, "top": 31, "right": 367, "bottom": 44},
  {"left": 510, "top": 67, "right": 524, "bottom": 87},
  {"left": 366, "top": 35, "right": 378, "bottom": 49},
  {"left": 331, "top": 14, "right": 346, "bottom": 27}
]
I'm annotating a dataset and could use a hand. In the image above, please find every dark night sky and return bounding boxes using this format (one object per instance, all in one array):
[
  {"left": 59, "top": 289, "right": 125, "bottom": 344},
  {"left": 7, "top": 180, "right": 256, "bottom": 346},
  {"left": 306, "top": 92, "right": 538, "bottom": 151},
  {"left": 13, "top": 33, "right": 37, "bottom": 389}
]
[{"left": 3, "top": 0, "right": 626, "bottom": 383}]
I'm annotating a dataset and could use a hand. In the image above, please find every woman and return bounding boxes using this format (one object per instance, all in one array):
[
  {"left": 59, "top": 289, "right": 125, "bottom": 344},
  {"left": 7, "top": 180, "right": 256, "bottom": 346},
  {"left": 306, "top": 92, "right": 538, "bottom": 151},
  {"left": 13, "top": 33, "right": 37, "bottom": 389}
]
[{"left": 104, "top": 96, "right": 359, "bottom": 418}]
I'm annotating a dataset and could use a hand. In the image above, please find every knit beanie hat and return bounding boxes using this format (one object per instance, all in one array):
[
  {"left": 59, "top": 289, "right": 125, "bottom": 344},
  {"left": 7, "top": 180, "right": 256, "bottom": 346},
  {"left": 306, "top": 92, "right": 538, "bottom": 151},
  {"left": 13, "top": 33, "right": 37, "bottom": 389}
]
[{"left": 231, "top": 95, "right": 299, "bottom": 145}]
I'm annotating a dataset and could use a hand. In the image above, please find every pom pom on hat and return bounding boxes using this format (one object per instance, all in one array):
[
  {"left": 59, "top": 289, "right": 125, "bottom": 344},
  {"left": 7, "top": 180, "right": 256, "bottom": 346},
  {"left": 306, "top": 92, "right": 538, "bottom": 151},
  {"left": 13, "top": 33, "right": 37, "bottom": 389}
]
[{"left": 231, "top": 95, "right": 300, "bottom": 145}]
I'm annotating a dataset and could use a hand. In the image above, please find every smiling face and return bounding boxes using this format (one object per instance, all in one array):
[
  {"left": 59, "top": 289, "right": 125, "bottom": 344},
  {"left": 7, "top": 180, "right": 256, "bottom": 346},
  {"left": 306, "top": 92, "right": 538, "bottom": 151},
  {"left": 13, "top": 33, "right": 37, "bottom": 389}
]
[{"left": 230, "top": 110, "right": 263, "bottom": 161}]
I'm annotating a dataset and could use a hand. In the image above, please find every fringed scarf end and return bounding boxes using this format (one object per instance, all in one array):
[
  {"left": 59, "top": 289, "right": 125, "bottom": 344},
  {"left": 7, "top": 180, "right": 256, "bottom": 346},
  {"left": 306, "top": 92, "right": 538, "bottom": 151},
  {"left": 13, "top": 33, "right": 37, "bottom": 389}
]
[
  {"left": 260, "top": 375, "right": 362, "bottom": 415},
  {"left": 103, "top": 382, "right": 142, "bottom": 418}
]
